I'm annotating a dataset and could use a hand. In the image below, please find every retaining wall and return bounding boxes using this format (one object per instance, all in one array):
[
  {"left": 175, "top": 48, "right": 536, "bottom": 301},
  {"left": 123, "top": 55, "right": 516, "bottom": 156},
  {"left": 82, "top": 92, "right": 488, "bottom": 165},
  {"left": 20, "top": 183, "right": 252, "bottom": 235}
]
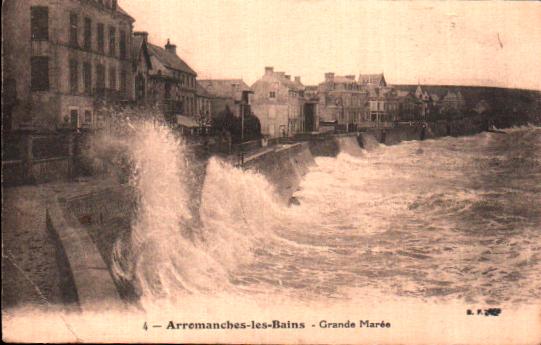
[
  {"left": 46, "top": 142, "right": 316, "bottom": 305},
  {"left": 243, "top": 142, "right": 315, "bottom": 201},
  {"left": 46, "top": 193, "right": 125, "bottom": 310},
  {"left": 357, "top": 116, "right": 489, "bottom": 148}
]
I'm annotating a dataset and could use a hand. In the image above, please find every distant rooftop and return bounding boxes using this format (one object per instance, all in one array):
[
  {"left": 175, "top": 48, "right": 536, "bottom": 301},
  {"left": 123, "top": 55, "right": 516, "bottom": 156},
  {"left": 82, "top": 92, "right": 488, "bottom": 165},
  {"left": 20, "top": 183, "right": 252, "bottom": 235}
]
[{"left": 146, "top": 43, "right": 197, "bottom": 75}]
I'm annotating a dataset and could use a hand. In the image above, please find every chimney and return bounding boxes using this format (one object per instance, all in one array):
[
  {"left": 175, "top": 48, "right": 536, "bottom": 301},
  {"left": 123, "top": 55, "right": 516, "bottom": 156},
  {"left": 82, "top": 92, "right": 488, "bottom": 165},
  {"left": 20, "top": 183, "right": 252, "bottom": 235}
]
[
  {"left": 284, "top": 74, "right": 291, "bottom": 80},
  {"left": 294, "top": 76, "right": 301, "bottom": 83},
  {"left": 134, "top": 31, "right": 149, "bottom": 43},
  {"left": 165, "top": 39, "right": 177, "bottom": 55},
  {"left": 265, "top": 66, "right": 274, "bottom": 76},
  {"left": 325, "top": 72, "right": 335, "bottom": 82}
]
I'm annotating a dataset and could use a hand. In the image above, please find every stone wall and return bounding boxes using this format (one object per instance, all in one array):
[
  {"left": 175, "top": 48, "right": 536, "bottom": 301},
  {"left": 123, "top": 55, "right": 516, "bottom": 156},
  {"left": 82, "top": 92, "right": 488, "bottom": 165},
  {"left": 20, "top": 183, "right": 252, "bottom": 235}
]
[
  {"left": 46, "top": 189, "right": 125, "bottom": 309},
  {"left": 357, "top": 115, "right": 490, "bottom": 148},
  {"left": 243, "top": 142, "right": 315, "bottom": 201}
]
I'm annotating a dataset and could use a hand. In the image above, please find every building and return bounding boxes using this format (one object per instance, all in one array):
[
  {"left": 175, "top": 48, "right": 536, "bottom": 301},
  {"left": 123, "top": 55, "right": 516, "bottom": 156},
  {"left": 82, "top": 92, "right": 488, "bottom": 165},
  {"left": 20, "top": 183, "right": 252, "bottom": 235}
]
[
  {"left": 195, "top": 82, "right": 212, "bottom": 127},
  {"left": 317, "top": 73, "right": 368, "bottom": 131},
  {"left": 250, "top": 67, "right": 305, "bottom": 138},
  {"left": 197, "top": 79, "right": 252, "bottom": 119},
  {"left": 303, "top": 85, "right": 320, "bottom": 132},
  {"left": 441, "top": 90, "right": 466, "bottom": 112},
  {"left": 131, "top": 31, "right": 151, "bottom": 107},
  {"left": 131, "top": 31, "right": 198, "bottom": 125},
  {"left": 2, "top": 0, "right": 135, "bottom": 131},
  {"left": 359, "top": 73, "right": 387, "bottom": 88},
  {"left": 396, "top": 90, "right": 417, "bottom": 121},
  {"left": 145, "top": 38, "right": 198, "bottom": 125},
  {"left": 359, "top": 73, "right": 399, "bottom": 126},
  {"left": 414, "top": 84, "right": 431, "bottom": 118}
]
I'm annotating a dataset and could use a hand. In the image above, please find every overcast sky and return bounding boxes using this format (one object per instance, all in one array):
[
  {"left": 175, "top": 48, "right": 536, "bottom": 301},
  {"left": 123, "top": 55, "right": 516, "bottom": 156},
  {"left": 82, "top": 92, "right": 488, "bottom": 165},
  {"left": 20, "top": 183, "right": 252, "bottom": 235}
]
[{"left": 120, "top": 0, "right": 541, "bottom": 90}]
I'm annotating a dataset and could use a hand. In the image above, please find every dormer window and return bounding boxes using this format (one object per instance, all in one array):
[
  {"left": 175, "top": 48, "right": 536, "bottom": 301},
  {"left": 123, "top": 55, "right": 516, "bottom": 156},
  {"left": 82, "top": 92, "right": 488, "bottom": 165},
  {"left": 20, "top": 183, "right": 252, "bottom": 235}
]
[{"left": 269, "top": 91, "right": 276, "bottom": 99}]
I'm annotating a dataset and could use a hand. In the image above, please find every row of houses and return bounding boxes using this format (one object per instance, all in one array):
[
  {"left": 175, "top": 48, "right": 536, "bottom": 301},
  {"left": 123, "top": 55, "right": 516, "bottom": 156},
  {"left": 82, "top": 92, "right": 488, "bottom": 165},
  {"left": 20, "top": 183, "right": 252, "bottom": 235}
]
[
  {"left": 3, "top": 0, "right": 211, "bottom": 133},
  {"left": 2, "top": 0, "right": 470, "bottom": 139}
]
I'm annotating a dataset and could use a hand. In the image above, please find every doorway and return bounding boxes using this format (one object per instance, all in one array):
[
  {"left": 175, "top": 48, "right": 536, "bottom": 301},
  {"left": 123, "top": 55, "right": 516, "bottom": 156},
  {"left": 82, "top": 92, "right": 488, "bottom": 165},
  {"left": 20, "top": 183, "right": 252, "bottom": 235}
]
[{"left": 304, "top": 103, "right": 316, "bottom": 132}]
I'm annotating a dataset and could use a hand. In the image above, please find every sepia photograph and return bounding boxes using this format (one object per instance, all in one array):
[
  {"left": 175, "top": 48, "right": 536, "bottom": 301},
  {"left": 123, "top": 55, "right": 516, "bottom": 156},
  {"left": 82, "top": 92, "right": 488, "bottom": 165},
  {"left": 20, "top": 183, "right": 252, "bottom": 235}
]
[{"left": 2, "top": 0, "right": 541, "bottom": 343}]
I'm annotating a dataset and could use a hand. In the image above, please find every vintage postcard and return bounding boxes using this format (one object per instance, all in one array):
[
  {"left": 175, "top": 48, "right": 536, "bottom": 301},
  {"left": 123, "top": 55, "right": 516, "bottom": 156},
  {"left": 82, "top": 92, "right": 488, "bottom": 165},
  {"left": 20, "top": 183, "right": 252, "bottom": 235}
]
[{"left": 2, "top": 0, "right": 541, "bottom": 343}]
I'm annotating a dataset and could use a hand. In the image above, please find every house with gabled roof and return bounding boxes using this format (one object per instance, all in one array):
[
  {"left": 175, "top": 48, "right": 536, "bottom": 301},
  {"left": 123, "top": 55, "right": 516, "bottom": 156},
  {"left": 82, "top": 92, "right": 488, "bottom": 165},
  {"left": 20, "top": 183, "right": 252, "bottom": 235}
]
[
  {"left": 251, "top": 67, "right": 306, "bottom": 137},
  {"left": 442, "top": 90, "right": 466, "bottom": 112},
  {"left": 197, "top": 79, "right": 252, "bottom": 119},
  {"left": 357, "top": 73, "right": 398, "bottom": 126},
  {"left": 132, "top": 34, "right": 198, "bottom": 125},
  {"left": 317, "top": 73, "right": 368, "bottom": 131}
]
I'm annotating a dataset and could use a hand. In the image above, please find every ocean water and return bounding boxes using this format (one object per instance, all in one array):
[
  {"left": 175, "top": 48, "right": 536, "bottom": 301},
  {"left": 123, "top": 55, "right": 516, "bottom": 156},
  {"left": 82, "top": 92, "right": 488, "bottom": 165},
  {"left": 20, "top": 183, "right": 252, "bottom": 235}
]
[{"left": 114, "top": 124, "right": 541, "bottom": 307}]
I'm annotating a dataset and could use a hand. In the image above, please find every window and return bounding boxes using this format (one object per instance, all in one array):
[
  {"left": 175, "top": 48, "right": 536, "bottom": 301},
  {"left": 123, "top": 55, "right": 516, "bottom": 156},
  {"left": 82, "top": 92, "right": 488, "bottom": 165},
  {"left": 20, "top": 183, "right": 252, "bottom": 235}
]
[
  {"left": 120, "top": 69, "right": 127, "bottom": 96},
  {"left": 84, "top": 110, "right": 92, "bottom": 123},
  {"left": 31, "top": 56, "right": 49, "bottom": 91},
  {"left": 109, "top": 66, "right": 116, "bottom": 90},
  {"left": 96, "top": 64, "right": 105, "bottom": 90},
  {"left": 31, "top": 7, "right": 48, "bottom": 40},
  {"left": 97, "top": 23, "right": 104, "bottom": 53},
  {"left": 119, "top": 30, "right": 126, "bottom": 59},
  {"left": 109, "top": 26, "right": 116, "bottom": 56},
  {"left": 69, "top": 13, "right": 78, "bottom": 47},
  {"left": 69, "top": 59, "right": 78, "bottom": 93},
  {"left": 269, "top": 91, "right": 276, "bottom": 99},
  {"left": 70, "top": 109, "right": 79, "bottom": 128},
  {"left": 83, "top": 62, "right": 92, "bottom": 94},
  {"left": 83, "top": 18, "right": 91, "bottom": 50}
]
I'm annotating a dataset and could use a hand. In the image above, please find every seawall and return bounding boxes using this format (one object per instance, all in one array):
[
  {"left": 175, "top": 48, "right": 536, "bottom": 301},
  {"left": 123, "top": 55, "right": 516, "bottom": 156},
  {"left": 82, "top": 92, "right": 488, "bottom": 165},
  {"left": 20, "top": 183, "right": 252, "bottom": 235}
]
[
  {"left": 24, "top": 115, "right": 515, "bottom": 308},
  {"left": 43, "top": 141, "right": 316, "bottom": 307},
  {"left": 243, "top": 142, "right": 315, "bottom": 201},
  {"left": 358, "top": 114, "right": 492, "bottom": 147}
]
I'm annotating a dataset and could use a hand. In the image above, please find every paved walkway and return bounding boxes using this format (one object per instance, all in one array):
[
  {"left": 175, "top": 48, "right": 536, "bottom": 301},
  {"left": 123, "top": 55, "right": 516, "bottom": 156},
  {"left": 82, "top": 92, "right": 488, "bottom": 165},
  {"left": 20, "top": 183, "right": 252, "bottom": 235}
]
[{"left": 2, "top": 177, "right": 117, "bottom": 309}]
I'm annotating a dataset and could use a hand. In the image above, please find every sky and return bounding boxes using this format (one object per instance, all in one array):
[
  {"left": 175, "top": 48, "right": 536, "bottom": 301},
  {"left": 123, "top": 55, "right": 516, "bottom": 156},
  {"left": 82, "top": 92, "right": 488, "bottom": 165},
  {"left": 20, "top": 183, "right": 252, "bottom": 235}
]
[{"left": 120, "top": 0, "right": 541, "bottom": 90}]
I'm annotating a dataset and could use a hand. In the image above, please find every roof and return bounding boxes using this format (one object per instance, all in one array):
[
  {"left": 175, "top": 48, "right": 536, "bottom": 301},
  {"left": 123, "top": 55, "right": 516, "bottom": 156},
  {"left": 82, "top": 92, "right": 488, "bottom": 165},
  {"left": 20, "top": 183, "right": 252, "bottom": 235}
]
[
  {"left": 198, "top": 79, "right": 251, "bottom": 98},
  {"left": 117, "top": 6, "right": 135, "bottom": 22},
  {"left": 274, "top": 73, "right": 298, "bottom": 90},
  {"left": 132, "top": 35, "right": 151, "bottom": 70},
  {"left": 146, "top": 43, "right": 197, "bottom": 75},
  {"left": 359, "top": 73, "right": 386, "bottom": 86},
  {"left": 293, "top": 79, "right": 305, "bottom": 91},
  {"left": 332, "top": 76, "right": 357, "bottom": 84},
  {"left": 196, "top": 82, "right": 212, "bottom": 98},
  {"left": 396, "top": 90, "right": 412, "bottom": 98}
]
